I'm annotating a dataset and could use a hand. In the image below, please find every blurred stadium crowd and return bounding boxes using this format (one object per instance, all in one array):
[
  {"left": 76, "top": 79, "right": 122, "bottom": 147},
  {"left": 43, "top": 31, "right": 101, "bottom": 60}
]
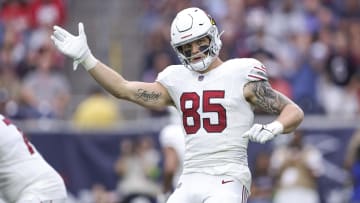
[
  {"left": 1, "top": 0, "right": 360, "bottom": 203},
  {"left": 0, "top": 0, "right": 359, "bottom": 122},
  {"left": 0, "top": 0, "right": 69, "bottom": 120}
]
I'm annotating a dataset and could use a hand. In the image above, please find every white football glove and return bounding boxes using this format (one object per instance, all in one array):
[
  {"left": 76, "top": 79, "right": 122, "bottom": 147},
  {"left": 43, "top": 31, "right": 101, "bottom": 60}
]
[
  {"left": 50, "top": 22, "right": 98, "bottom": 71},
  {"left": 244, "top": 121, "right": 284, "bottom": 144}
]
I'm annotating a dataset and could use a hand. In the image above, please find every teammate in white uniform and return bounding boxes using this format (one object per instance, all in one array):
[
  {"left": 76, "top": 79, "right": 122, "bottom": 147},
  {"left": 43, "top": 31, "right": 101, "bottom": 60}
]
[
  {"left": 50, "top": 7, "right": 304, "bottom": 203},
  {"left": 159, "top": 107, "right": 185, "bottom": 199},
  {"left": 0, "top": 114, "right": 67, "bottom": 203}
]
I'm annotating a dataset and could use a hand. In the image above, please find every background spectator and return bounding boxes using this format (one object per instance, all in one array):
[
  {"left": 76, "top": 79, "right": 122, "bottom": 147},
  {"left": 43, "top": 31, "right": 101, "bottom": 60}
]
[
  {"left": 114, "top": 137, "right": 161, "bottom": 203},
  {"left": 270, "top": 130, "right": 324, "bottom": 203},
  {"left": 248, "top": 151, "right": 274, "bottom": 203},
  {"left": 19, "top": 31, "right": 70, "bottom": 119},
  {"left": 345, "top": 129, "right": 360, "bottom": 203},
  {"left": 73, "top": 86, "right": 121, "bottom": 129}
]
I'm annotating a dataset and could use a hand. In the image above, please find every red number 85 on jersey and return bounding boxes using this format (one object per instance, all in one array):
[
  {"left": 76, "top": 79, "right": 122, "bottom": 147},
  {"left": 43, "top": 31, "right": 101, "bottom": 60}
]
[{"left": 180, "top": 90, "right": 227, "bottom": 134}]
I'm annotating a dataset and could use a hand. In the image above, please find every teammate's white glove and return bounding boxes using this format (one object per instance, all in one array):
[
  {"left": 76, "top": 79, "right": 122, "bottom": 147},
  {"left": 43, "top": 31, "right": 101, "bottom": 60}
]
[
  {"left": 244, "top": 121, "right": 284, "bottom": 144},
  {"left": 50, "top": 22, "right": 98, "bottom": 71}
]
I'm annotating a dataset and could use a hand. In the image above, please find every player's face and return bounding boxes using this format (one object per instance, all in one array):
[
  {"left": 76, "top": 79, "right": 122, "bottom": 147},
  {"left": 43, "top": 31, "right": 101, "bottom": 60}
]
[{"left": 179, "top": 37, "right": 210, "bottom": 63}]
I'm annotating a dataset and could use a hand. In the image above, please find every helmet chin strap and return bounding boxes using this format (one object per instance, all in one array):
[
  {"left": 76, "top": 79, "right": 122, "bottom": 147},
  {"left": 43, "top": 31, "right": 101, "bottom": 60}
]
[
  {"left": 189, "top": 59, "right": 206, "bottom": 72},
  {"left": 189, "top": 53, "right": 215, "bottom": 72}
]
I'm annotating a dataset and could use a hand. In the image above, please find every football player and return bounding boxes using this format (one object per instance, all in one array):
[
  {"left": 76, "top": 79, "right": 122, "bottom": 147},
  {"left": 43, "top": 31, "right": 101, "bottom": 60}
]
[
  {"left": 158, "top": 107, "right": 185, "bottom": 202},
  {"left": 51, "top": 7, "right": 304, "bottom": 203},
  {"left": 0, "top": 114, "right": 67, "bottom": 202}
]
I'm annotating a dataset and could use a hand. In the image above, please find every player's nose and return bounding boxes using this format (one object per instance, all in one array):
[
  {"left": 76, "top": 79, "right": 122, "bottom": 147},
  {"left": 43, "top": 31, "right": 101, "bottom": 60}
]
[{"left": 191, "top": 43, "right": 201, "bottom": 54}]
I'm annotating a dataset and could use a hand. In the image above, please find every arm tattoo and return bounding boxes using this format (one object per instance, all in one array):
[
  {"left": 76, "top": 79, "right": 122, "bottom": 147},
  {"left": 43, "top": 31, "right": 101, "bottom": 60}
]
[
  {"left": 246, "top": 81, "right": 290, "bottom": 114},
  {"left": 135, "top": 89, "right": 161, "bottom": 102}
]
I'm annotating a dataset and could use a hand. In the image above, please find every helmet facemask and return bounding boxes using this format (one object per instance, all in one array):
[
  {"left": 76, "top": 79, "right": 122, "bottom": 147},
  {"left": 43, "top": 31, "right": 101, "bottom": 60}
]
[{"left": 175, "top": 36, "right": 215, "bottom": 72}]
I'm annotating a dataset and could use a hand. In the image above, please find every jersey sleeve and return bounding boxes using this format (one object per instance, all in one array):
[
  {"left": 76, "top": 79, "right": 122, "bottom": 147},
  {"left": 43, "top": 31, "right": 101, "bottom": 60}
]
[
  {"left": 155, "top": 65, "right": 176, "bottom": 88},
  {"left": 244, "top": 58, "right": 268, "bottom": 82}
]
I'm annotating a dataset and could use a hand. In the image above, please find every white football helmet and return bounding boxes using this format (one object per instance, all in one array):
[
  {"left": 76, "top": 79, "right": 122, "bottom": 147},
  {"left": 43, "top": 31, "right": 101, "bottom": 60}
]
[{"left": 170, "top": 7, "right": 223, "bottom": 72}]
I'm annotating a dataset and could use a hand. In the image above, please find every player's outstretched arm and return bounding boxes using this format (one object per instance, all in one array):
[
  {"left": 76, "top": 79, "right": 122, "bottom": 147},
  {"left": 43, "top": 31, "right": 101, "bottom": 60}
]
[
  {"left": 51, "top": 22, "right": 172, "bottom": 110},
  {"left": 243, "top": 80, "right": 304, "bottom": 143}
]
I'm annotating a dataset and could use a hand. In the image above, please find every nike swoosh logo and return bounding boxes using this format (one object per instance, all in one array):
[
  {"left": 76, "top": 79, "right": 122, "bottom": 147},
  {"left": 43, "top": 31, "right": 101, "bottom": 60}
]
[{"left": 221, "top": 180, "right": 234, "bottom": 184}]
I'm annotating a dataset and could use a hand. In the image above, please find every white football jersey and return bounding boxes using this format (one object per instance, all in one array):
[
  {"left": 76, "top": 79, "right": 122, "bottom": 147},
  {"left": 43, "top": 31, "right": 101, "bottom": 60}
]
[
  {"left": 156, "top": 58, "right": 268, "bottom": 191},
  {"left": 159, "top": 124, "right": 185, "bottom": 188},
  {"left": 0, "top": 114, "right": 67, "bottom": 202}
]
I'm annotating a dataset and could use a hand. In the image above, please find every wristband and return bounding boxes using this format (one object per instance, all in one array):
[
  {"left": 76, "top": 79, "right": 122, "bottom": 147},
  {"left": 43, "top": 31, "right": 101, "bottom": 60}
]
[
  {"left": 266, "top": 121, "right": 284, "bottom": 135},
  {"left": 81, "top": 53, "right": 98, "bottom": 71}
]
